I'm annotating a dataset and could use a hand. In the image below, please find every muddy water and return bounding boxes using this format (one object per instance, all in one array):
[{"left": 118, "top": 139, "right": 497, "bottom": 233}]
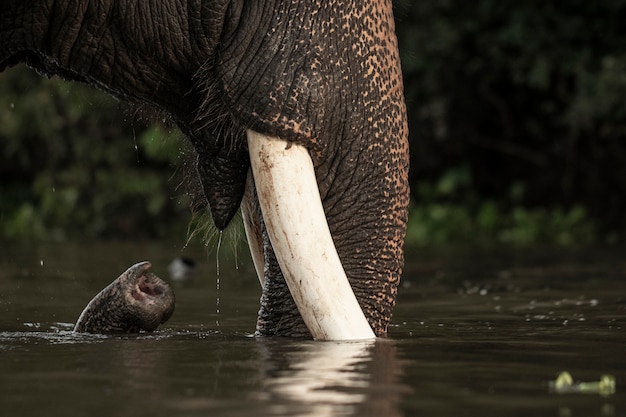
[{"left": 0, "top": 241, "right": 624, "bottom": 416}]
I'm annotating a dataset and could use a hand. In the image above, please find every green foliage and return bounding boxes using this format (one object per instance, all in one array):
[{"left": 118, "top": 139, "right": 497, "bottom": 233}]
[
  {"left": 3, "top": 2, "right": 626, "bottom": 245},
  {"left": 0, "top": 66, "right": 192, "bottom": 241},
  {"left": 395, "top": 0, "right": 626, "bottom": 241},
  {"left": 406, "top": 166, "right": 598, "bottom": 247}
]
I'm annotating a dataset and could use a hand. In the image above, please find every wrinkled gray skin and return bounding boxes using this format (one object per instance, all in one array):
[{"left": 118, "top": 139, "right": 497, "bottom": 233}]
[
  {"left": 74, "top": 262, "right": 175, "bottom": 333},
  {"left": 1, "top": 0, "right": 410, "bottom": 337}
]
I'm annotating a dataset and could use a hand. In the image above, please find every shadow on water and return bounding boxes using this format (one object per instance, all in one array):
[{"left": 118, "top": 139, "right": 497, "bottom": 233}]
[{"left": 0, "top": 241, "right": 625, "bottom": 416}]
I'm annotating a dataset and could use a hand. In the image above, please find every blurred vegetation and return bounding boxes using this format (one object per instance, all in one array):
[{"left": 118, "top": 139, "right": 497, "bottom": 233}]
[
  {"left": 1, "top": 1, "right": 625, "bottom": 245},
  {"left": 395, "top": 0, "right": 626, "bottom": 246},
  {"left": 406, "top": 165, "right": 597, "bottom": 246},
  {"left": 0, "top": 67, "right": 193, "bottom": 241}
]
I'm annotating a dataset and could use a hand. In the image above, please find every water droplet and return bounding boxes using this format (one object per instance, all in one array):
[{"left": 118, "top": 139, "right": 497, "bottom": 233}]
[
  {"left": 215, "top": 231, "right": 223, "bottom": 326},
  {"left": 132, "top": 126, "right": 139, "bottom": 162},
  {"left": 216, "top": 231, "right": 222, "bottom": 277},
  {"left": 40, "top": 260, "right": 44, "bottom": 266}
]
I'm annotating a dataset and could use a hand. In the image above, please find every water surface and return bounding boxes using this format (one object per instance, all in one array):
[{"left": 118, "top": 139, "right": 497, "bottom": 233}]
[{"left": 0, "top": 241, "right": 624, "bottom": 416}]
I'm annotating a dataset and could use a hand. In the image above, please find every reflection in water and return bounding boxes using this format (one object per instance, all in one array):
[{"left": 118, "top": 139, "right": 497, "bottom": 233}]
[
  {"left": 0, "top": 327, "right": 413, "bottom": 417},
  {"left": 3, "top": 242, "right": 626, "bottom": 417},
  {"left": 112, "top": 338, "right": 171, "bottom": 417},
  {"left": 256, "top": 339, "right": 410, "bottom": 417}
]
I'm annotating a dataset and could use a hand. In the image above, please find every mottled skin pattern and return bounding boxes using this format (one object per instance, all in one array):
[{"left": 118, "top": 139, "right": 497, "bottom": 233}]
[
  {"left": 74, "top": 262, "right": 175, "bottom": 333},
  {"left": 1, "top": 0, "right": 409, "bottom": 337},
  {"left": 234, "top": 1, "right": 409, "bottom": 336}
]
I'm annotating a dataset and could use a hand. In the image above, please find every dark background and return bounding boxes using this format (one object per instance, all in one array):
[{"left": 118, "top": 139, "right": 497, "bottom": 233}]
[{"left": 1, "top": 1, "right": 625, "bottom": 245}]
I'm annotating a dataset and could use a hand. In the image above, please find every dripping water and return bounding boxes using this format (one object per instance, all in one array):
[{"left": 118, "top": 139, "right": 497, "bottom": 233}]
[
  {"left": 215, "top": 230, "right": 223, "bottom": 326},
  {"left": 131, "top": 124, "right": 140, "bottom": 162},
  {"left": 216, "top": 230, "right": 222, "bottom": 277}
]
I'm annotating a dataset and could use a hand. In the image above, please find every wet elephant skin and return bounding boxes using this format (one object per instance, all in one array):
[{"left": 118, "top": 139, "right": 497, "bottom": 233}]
[{"left": 0, "top": 0, "right": 409, "bottom": 337}]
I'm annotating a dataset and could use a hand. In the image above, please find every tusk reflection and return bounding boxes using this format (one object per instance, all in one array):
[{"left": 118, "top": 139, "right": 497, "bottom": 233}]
[
  {"left": 257, "top": 338, "right": 408, "bottom": 417},
  {"left": 269, "top": 341, "right": 371, "bottom": 408},
  {"left": 241, "top": 170, "right": 265, "bottom": 286}
]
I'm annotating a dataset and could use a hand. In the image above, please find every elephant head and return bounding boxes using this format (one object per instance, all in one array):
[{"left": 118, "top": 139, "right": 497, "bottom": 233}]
[{"left": 0, "top": 0, "right": 409, "bottom": 340}]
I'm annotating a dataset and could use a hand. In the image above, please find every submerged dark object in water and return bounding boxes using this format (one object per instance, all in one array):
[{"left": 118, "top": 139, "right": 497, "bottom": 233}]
[{"left": 74, "top": 261, "right": 175, "bottom": 333}]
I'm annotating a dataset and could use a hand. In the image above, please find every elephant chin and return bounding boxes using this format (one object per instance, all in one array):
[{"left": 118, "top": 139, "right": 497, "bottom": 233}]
[{"left": 246, "top": 130, "right": 375, "bottom": 341}]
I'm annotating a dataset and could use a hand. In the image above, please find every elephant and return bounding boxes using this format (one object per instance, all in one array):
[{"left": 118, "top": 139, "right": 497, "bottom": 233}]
[
  {"left": 0, "top": 0, "right": 410, "bottom": 340},
  {"left": 74, "top": 262, "right": 176, "bottom": 333}
]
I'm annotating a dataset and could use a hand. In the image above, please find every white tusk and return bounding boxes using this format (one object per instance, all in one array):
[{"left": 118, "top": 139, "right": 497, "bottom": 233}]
[
  {"left": 241, "top": 171, "right": 265, "bottom": 286},
  {"left": 247, "top": 130, "right": 375, "bottom": 341}
]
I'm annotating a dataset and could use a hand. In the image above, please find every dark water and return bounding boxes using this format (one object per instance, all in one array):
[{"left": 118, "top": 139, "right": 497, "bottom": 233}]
[{"left": 0, "top": 241, "right": 624, "bottom": 416}]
